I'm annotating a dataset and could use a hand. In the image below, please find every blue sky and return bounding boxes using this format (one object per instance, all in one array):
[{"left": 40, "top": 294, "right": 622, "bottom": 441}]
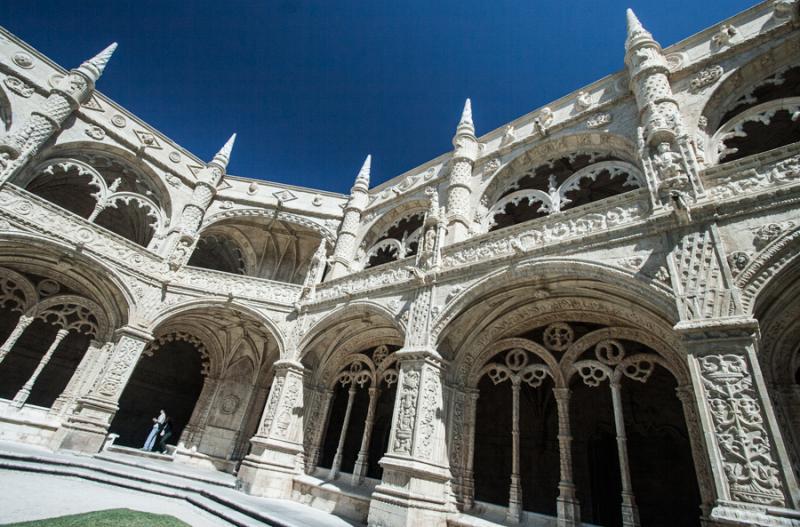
[{"left": 7, "top": 0, "right": 755, "bottom": 193}]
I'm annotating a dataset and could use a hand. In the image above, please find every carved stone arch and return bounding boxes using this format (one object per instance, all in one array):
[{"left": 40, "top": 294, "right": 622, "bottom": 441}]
[
  {"left": 0, "top": 234, "right": 132, "bottom": 335},
  {"left": 300, "top": 302, "right": 404, "bottom": 377},
  {"left": 433, "top": 258, "right": 678, "bottom": 347},
  {"left": 103, "top": 191, "right": 165, "bottom": 233},
  {"left": 0, "top": 266, "right": 38, "bottom": 312},
  {"left": 27, "top": 293, "right": 109, "bottom": 340},
  {"left": 300, "top": 301, "right": 404, "bottom": 356},
  {"left": 700, "top": 36, "right": 800, "bottom": 134},
  {"left": 190, "top": 224, "right": 258, "bottom": 276},
  {"left": 24, "top": 141, "right": 173, "bottom": 218},
  {"left": 145, "top": 329, "right": 214, "bottom": 377},
  {"left": 560, "top": 326, "right": 689, "bottom": 386},
  {"left": 737, "top": 222, "right": 800, "bottom": 314},
  {"left": 0, "top": 83, "right": 11, "bottom": 132},
  {"left": 479, "top": 132, "right": 641, "bottom": 209},
  {"left": 147, "top": 299, "right": 286, "bottom": 360},
  {"left": 358, "top": 198, "right": 430, "bottom": 253},
  {"left": 201, "top": 208, "right": 336, "bottom": 244},
  {"left": 467, "top": 337, "right": 565, "bottom": 388}
]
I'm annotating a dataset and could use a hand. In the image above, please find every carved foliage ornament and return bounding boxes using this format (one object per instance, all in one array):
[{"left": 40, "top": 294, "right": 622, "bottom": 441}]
[
  {"left": 393, "top": 366, "right": 420, "bottom": 455},
  {"left": 698, "top": 354, "right": 785, "bottom": 506},
  {"left": 690, "top": 65, "right": 724, "bottom": 93},
  {"left": 3, "top": 76, "right": 34, "bottom": 98}
]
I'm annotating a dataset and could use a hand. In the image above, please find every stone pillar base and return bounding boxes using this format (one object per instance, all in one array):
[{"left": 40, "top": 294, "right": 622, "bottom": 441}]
[
  {"left": 49, "top": 395, "right": 117, "bottom": 453},
  {"left": 710, "top": 502, "right": 800, "bottom": 527},
  {"left": 556, "top": 494, "right": 581, "bottom": 527},
  {"left": 367, "top": 454, "right": 456, "bottom": 527},
  {"left": 237, "top": 437, "right": 301, "bottom": 499}
]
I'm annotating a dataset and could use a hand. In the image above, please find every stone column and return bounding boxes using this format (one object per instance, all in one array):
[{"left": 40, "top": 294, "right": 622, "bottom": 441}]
[
  {"left": 329, "top": 155, "right": 370, "bottom": 279},
  {"left": 12, "top": 328, "right": 69, "bottom": 408},
  {"left": 553, "top": 387, "right": 581, "bottom": 527},
  {"left": 368, "top": 350, "right": 457, "bottom": 527},
  {"left": 305, "top": 387, "right": 334, "bottom": 473},
  {"left": 675, "top": 385, "right": 716, "bottom": 522},
  {"left": 50, "top": 338, "right": 105, "bottom": 417},
  {"left": 50, "top": 327, "right": 151, "bottom": 453},
  {"left": 353, "top": 386, "right": 380, "bottom": 484},
  {"left": 680, "top": 318, "right": 800, "bottom": 524},
  {"left": 331, "top": 384, "right": 357, "bottom": 479},
  {"left": 610, "top": 381, "right": 640, "bottom": 527},
  {"left": 0, "top": 314, "right": 33, "bottom": 364},
  {"left": 463, "top": 389, "right": 479, "bottom": 510},
  {"left": 0, "top": 44, "right": 117, "bottom": 187},
  {"left": 507, "top": 379, "right": 523, "bottom": 523},
  {"left": 238, "top": 360, "right": 306, "bottom": 499},
  {"left": 446, "top": 99, "right": 478, "bottom": 244}
]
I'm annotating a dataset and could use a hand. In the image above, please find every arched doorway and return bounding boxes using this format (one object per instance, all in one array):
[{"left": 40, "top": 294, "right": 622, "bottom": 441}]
[{"left": 108, "top": 305, "right": 280, "bottom": 469}]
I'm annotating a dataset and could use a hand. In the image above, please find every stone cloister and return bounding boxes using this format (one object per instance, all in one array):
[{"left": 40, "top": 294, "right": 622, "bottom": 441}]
[{"left": 1, "top": 2, "right": 800, "bottom": 526}]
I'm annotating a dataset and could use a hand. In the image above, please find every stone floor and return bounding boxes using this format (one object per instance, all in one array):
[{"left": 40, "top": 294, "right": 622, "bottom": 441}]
[{"left": 0, "top": 441, "right": 360, "bottom": 527}]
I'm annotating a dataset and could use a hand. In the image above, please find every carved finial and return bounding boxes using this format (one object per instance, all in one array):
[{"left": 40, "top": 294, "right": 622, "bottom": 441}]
[
  {"left": 77, "top": 42, "right": 118, "bottom": 82},
  {"left": 456, "top": 98, "right": 475, "bottom": 137},
  {"left": 353, "top": 154, "right": 371, "bottom": 192},
  {"left": 625, "top": 8, "right": 654, "bottom": 50},
  {"left": 211, "top": 133, "right": 237, "bottom": 170}
]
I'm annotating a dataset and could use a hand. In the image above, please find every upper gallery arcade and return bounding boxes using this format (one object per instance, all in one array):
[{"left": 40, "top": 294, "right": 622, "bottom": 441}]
[{"left": 0, "top": 2, "right": 799, "bottom": 527}]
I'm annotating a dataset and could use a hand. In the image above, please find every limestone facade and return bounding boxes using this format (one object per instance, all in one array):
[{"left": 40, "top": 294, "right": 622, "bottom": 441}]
[{"left": 0, "top": 2, "right": 800, "bottom": 526}]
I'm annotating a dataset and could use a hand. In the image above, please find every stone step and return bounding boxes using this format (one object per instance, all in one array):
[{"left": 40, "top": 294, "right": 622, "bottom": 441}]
[
  {"left": 95, "top": 449, "right": 237, "bottom": 489},
  {"left": 0, "top": 448, "right": 361, "bottom": 527},
  {"left": 0, "top": 458, "right": 263, "bottom": 527}
]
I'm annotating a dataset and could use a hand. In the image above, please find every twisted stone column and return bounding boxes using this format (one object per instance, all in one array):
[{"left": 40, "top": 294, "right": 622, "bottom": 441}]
[
  {"left": 554, "top": 387, "right": 580, "bottom": 527},
  {"left": 12, "top": 328, "right": 69, "bottom": 408},
  {"left": 331, "top": 384, "right": 357, "bottom": 479},
  {"left": 507, "top": 379, "right": 522, "bottom": 523},
  {"left": 610, "top": 381, "right": 640, "bottom": 527},
  {"left": 353, "top": 386, "right": 380, "bottom": 484},
  {"left": 0, "top": 314, "right": 33, "bottom": 364}
]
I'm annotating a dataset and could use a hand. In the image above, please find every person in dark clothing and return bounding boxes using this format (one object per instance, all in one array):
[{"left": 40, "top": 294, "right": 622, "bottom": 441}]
[{"left": 155, "top": 417, "right": 173, "bottom": 454}]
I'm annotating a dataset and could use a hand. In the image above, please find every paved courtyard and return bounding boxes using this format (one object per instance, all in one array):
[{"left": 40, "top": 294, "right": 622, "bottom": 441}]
[{"left": 0, "top": 470, "right": 230, "bottom": 527}]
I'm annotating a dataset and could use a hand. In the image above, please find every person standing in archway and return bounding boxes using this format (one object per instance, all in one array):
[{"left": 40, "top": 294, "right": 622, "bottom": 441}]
[
  {"left": 143, "top": 409, "right": 165, "bottom": 451},
  {"left": 155, "top": 416, "right": 173, "bottom": 454}
]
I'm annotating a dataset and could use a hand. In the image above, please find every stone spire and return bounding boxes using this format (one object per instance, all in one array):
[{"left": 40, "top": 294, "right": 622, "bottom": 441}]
[
  {"left": 353, "top": 154, "right": 371, "bottom": 193},
  {"left": 454, "top": 98, "right": 475, "bottom": 140},
  {"left": 211, "top": 133, "right": 237, "bottom": 170},
  {"left": 625, "top": 9, "right": 657, "bottom": 51},
  {"left": 77, "top": 42, "right": 118, "bottom": 82}
]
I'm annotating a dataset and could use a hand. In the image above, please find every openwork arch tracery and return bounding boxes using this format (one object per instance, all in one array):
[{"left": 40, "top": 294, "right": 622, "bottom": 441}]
[
  {"left": 478, "top": 134, "right": 644, "bottom": 233},
  {"left": 701, "top": 41, "right": 800, "bottom": 166},
  {"left": 358, "top": 200, "right": 429, "bottom": 269},
  {"left": 19, "top": 153, "right": 168, "bottom": 247}
]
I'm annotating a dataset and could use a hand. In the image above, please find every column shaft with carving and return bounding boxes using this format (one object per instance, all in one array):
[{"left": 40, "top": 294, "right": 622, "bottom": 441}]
[
  {"left": 238, "top": 360, "right": 306, "bottom": 499},
  {"left": 610, "top": 382, "right": 641, "bottom": 527},
  {"left": 0, "top": 314, "right": 33, "bottom": 364},
  {"left": 331, "top": 384, "right": 357, "bottom": 479},
  {"left": 12, "top": 328, "right": 69, "bottom": 407},
  {"left": 329, "top": 155, "right": 370, "bottom": 279},
  {"left": 446, "top": 99, "right": 478, "bottom": 244},
  {"left": 680, "top": 319, "right": 800, "bottom": 524},
  {"left": 369, "top": 279, "right": 456, "bottom": 527},
  {"left": 50, "top": 328, "right": 150, "bottom": 453},
  {"left": 50, "top": 338, "right": 105, "bottom": 417},
  {"left": 0, "top": 44, "right": 117, "bottom": 187},
  {"left": 554, "top": 387, "right": 581, "bottom": 527},
  {"left": 353, "top": 386, "right": 380, "bottom": 484}
]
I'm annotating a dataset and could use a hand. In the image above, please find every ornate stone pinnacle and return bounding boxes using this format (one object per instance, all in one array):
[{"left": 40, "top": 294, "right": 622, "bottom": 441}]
[
  {"left": 78, "top": 42, "right": 118, "bottom": 82},
  {"left": 455, "top": 98, "right": 475, "bottom": 139},
  {"left": 625, "top": 8, "right": 654, "bottom": 50},
  {"left": 353, "top": 154, "right": 371, "bottom": 192},
  {"left": 212, "top": 133, "right": 237, "bottom": 169}
]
